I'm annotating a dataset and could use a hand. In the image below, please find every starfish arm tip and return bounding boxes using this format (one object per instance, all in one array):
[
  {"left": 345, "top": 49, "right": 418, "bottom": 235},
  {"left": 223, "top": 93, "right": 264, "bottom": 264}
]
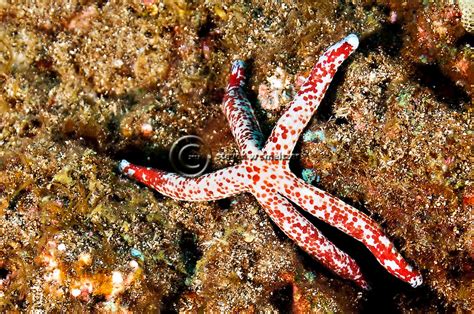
[
  {"left": 346, "top": 33, "right": 359, "bottom": 49},
  {"left": 232, "top": 59, "right": 246, "bottom": 69},
  {"left": 360, "top": 281, "right": 372, "bottom": 291},
  {"left": 409, "top": 274, "right": 423, "bottom": 288},
  {"left": 228, "top": 60, "right": 247, "bottom": 89},
  {"left": 118, "top": 159, "right": 131, "bottom": 173}
]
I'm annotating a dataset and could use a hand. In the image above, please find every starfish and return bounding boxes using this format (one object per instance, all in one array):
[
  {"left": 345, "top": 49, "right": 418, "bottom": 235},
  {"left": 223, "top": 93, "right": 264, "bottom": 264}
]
[{"left": 118, "top": 34, "right": 422, "bottom": 289}]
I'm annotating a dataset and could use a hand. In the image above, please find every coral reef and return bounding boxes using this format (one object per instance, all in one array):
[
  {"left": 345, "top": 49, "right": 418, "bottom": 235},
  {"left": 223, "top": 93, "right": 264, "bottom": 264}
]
[
  {"left": 0, "top": 0, "right": 472, "bottom": 312},
  {"left": 378, "top": 0, "right": 473, "bottom": 96},
  {"left": 301, "top": 49, "right": 472, "bottom": 311}
]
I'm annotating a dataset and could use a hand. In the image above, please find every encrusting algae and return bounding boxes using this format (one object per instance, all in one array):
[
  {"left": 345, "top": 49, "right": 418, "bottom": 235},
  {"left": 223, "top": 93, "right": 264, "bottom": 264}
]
[{"left": 0, "top": 0, "right": 472, "bottom": 312}]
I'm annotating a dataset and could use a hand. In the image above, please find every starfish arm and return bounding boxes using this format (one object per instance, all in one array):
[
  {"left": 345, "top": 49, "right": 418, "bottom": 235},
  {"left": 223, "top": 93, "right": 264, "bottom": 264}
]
[
  {"left": 119, "top": 160, "right": 248, "bottom": 201},
  {"left": 254, "top": 191, "right": 368, "bottom": 288},
  {"left": 264, "top": 34, "right": 359, "bottom": 156},
  {"left": 223, "top": 60, "right": 264, "bottom": 157},
  {"left": 276, "top": 171, "right": 423, "bottom": 287}
]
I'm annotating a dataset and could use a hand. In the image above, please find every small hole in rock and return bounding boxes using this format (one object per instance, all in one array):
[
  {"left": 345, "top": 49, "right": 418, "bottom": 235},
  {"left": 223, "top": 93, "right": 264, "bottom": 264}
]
[
  {"left": 217, "top": 198, "right": 231, "bottom": 210},
  {"left": 270, "top": 284, "right": 292, "bottom": 312},
  {"left": 0, "top": 267, "right": 9, "bottom": 279},
  {"left": 180, "top": 232, "right": 202, "bottom": 276}
]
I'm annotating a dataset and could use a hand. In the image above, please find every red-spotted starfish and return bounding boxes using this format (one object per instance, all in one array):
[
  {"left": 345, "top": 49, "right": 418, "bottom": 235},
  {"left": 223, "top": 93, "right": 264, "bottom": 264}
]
[{"left": 119, "top": 34, "right": 422, "bottom": 289}]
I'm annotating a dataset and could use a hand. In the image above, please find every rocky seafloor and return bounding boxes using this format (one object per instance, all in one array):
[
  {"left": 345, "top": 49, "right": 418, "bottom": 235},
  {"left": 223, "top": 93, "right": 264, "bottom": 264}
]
[{"left": 0, "top": 0, "right": 472, "bottom": 312}]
